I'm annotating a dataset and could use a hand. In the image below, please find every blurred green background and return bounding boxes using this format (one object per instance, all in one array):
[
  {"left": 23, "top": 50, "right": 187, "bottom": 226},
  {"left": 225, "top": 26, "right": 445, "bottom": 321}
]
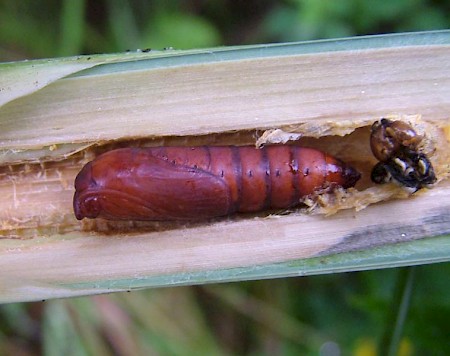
[
  {"left": 1, "top": 0, "right": 449, "bottom": 355},
  {"left": 1, "top": 0, "right": 450, "bottom": 60}
]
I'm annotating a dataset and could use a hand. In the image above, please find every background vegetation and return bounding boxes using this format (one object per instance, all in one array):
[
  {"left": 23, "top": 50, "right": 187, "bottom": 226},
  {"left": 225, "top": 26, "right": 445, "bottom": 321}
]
[
  {"left": 1, "top": 0, "right": 449, "bottom": 355},
  {"left": 1, "top": 0, "right": 450, "bottom": 60}
]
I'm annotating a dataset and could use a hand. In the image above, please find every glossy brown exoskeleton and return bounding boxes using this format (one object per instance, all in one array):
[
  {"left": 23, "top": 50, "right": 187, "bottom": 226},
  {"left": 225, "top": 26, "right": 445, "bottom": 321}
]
[{"left": 73, "top": 146, "right": 361, "bottom": 221}]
